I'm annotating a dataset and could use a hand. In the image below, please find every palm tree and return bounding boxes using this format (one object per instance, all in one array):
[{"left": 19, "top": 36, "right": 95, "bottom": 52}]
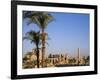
[
  {"left": 86, "top": 56, "right": 90, "bottom": 65},
  {"left": 23, "top": 11, "right": 54, "bottom": 67},
  {"left": 72, "top": 58, "right": 76, "bottom": 64},
  {"left": 23, "top": 30, "right": 41, "bottom": 68},
  {"left": 82, "top": 56, "right": 87, "bottom": 65}
]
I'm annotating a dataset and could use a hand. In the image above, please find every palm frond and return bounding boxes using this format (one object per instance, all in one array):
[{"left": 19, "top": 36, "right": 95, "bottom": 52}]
[
  {"left": 43, "top": 13, "right": 54, "bottom": 28},
  {"left": 23, "top": 11, "right": 41, "bottom": 19},
  {"left": 23, "top": 11, "right": 55, "bottom": 30},
  {"left": 23, "top": 30, "right": 41, "bottom": 46}
]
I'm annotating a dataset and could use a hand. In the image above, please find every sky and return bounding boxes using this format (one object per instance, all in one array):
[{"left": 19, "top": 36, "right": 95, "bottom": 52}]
[{"left": 22, "top": 11, "right": 90, "bottom": 57}]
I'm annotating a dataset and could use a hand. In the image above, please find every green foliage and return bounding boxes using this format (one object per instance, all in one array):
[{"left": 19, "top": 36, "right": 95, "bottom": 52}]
[
  {"left": 23, "top": 30, "right": 41, "bottom": 68},
  {"left": 68, "top": 58, "right": 76, "bottom": 64},
  {"left": 23, "top": 30, "right": 41, "bottom": 47},
  {"left": 23, "top": 11, "right": 54, "bottom": 68},
  {"left": 23, "top": 11, "right": 54, "bottom": 30}
]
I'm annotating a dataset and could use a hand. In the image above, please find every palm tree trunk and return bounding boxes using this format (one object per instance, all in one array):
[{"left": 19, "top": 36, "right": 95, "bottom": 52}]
[
  {"left": 36, "top": 46, "right": 39, "bottom": 68},
  {"left": 41, "top": 29, "right": 46, "bottom": 67}
]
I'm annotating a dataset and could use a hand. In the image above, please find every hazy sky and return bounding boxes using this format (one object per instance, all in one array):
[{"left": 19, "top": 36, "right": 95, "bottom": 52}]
[{"left": 22, "top": 11, "right": 90, "bottom": 57}]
